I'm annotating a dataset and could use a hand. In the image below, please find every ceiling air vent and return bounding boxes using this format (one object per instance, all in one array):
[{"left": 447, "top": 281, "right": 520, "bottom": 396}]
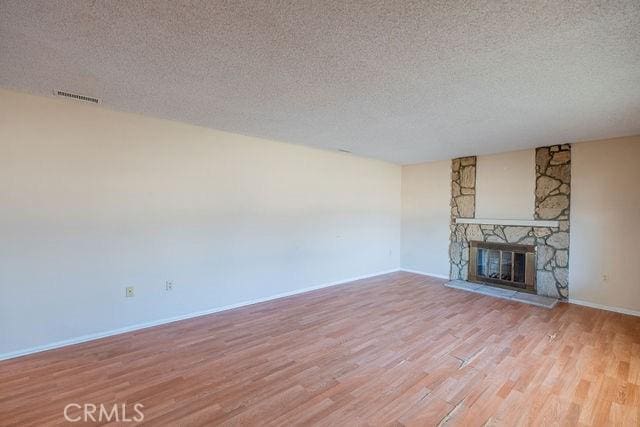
[{"left": 53, "top": 90, "right": 101, "bottom": 104}]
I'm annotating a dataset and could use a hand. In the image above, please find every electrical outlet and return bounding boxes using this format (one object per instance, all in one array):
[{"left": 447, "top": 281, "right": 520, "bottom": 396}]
[
  {"left": 125, "top": 286, "right": 135, "bottom": 297},
  {"left": 165, "top": 281, "right": 174, "bottom": 291}
]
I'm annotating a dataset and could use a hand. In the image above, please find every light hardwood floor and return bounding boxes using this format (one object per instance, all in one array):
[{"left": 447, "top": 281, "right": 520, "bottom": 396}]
[{"left": 1, "top": 272, "right": 639, "bottom": 426}]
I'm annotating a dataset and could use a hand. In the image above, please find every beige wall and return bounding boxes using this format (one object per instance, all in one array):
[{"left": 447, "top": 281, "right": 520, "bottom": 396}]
[
  {"left": 0, "top": 89, "right": 401, "bottom": 356},
  {"left": 402, "top": 137, "right": 640, "bottom": 314},
  {"left": 570, "top": 136, "right": 640, "bottom": 312},
  {"left": 400, "top": 149, "right": 536, "bottom": 278},
  {"left": 400, "top": 160, "right": 450, "bottom": 277},
  {"left": 475, "top": 149, "right": 535, "bottom": 220},
  {"left": 2, "top": 88, "right": 638, "bottom": 357}
]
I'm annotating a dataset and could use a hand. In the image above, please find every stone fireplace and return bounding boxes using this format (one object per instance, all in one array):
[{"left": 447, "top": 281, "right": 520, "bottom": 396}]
[{"left": 449, "top": 144, "right": 571, "bottom": 299}]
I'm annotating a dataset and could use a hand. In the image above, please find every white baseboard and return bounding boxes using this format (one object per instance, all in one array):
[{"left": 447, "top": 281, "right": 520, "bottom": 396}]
[
  {"left": 568, "top": 298, "right": 640, "bottom": 317},
  {"left": 0, "top": 268, "right": 400, "bottom": 362},
  {"left": 399, "top": 268, "right": 449, "bottom": 280},
  {"left": 401, "top": 272, "right": 640, "bottom": 317}
]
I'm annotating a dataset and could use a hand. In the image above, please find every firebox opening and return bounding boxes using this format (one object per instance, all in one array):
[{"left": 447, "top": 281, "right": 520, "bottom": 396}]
[{"left": 469, "top": 241, "right": 536, "bottom": 293}]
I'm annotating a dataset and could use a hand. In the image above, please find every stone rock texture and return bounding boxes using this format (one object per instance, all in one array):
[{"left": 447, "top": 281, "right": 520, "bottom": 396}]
[
  {"left": 456, "top": 195, "right": 475, "bottom": 218},
  {"left": 537, "top": 245, "right": 555, "bottom": 270},
  {"left": 503, "top": 226, "right": 530, "bottom": 243},
  {"left": 535, "top": 176, "right": 561, "bottom": 199},
  {"left": 448, "top": 145, "right": 571, "bottom": 299},
  {"left": 536, "top": 145, "right": 571, "bottom": 221},
  {"left": 546, "top": 232, "right": 569, "bottom": 249},
  {"left": 556, "top": 250, "right": 568, "bottom": 268},
  {"left": 536, "top": 270, "right": 558, "bottom": 297},
  {"left": 534, "top": 144, "right": 571, "bottom": 298},
  {"left": 449, "top": 156, "right": 476, "bottom": 279},
  {"left": 451, "top": 157, "right": 476, "bottom": 220}
]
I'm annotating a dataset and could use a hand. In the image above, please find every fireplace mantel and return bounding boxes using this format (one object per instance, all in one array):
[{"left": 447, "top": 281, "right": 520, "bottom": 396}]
[{"left": 455, "top": 218, "right": 560, "bottom": 228}]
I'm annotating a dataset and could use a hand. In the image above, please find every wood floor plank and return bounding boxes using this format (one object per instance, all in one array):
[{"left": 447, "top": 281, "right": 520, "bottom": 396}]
[{"left": 0, "top": 271, "right": 639, "bottom": 426}]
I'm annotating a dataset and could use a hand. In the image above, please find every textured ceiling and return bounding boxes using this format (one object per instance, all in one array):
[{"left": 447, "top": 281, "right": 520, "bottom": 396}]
[{"left": 1, "top": 1, "right": 639, "bottom": 164}]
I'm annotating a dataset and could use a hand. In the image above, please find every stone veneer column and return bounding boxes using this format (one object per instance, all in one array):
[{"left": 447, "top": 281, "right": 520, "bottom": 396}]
[
  {"left": 449, "top": 156, "right": 476, "bottom": 280},
  {"left": 534, "top": 144, "right": 571, "bottom": 298}
]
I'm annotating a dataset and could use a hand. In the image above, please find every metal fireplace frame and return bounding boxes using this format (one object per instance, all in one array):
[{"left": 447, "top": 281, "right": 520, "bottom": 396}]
[{"left": 468, "top": 241, "right": 536, "bottom": 293}]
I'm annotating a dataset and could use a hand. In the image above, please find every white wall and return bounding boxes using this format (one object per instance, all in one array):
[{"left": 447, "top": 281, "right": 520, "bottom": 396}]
[
  {"left": 0, "top": 89, "right": 401, "bottom": 356},
  {"left": 475, "top": 149, "right": 535, "bottom": 220},
  {"left": 570, "top": 136, "right": 640, "bottom": 313},
  {"left": 400, "top": 161, "right": 450, "bottom": 277}
]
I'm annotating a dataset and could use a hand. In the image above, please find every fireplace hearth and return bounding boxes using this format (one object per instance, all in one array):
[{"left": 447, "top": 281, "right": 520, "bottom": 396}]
[{"left": 468, "top": 241, "right": 536, "bottom": 293}]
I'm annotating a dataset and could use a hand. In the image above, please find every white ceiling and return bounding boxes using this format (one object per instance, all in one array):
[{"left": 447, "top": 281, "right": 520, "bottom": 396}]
[{"left": 1, "top": 1, "right": 639, "bottom": 164}]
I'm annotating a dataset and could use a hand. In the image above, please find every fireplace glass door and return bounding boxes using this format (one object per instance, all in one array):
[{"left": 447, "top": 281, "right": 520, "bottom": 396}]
[{"left": 469, "top": 241, "right": 536, "bottom": 292}]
